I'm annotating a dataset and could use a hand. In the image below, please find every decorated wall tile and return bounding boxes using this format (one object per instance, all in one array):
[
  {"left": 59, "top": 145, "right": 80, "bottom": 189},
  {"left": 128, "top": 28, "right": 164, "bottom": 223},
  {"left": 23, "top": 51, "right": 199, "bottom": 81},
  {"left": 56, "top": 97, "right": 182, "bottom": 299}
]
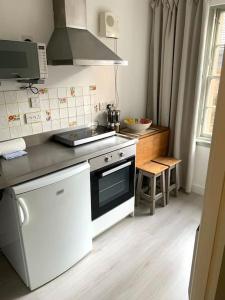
[
  {"left": 59, "top": 98, "right": 67, "bottom": 108},
  {"left": 74, "top": 87, "right": 83, "bottom": 97},
  {"left": 0, "top": 84, "right": 102, "bottom": 141}
]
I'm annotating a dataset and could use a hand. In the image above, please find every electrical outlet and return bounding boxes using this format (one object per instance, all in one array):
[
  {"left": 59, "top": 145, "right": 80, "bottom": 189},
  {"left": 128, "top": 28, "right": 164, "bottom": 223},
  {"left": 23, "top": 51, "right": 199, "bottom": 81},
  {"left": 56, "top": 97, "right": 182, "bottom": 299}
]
[
  {"left": 99, "top": 102, "right": 106, "bottom": 111},
  {"left": 21, "top": 35, "right": 33, "bottom": 42},
  {"left": 25, "top": 112, "right": 41, "bottom": 124},
  {"left": 30, "top": 98, "right": 40, "bottom": 108}
]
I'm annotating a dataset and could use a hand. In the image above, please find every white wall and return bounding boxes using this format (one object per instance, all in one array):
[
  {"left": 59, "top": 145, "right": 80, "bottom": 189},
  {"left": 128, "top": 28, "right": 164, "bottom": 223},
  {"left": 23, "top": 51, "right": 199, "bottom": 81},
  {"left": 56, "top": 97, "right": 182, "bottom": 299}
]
[
  {"left": 0, "top": 0, "right": 150, "bottom": 120},
  {"left": 192, "top": 144, "right": 210, "bottom": 195}
]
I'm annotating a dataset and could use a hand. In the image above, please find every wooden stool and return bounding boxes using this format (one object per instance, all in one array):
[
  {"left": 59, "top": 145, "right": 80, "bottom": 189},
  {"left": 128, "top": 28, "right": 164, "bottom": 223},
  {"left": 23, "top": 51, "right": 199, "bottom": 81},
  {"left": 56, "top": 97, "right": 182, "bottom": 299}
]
[
  {"left": 136, "top": 162, "right": 168, "bottom": 215},
  {"left": 152, "top": 157, "right": 182, "bottom": 203}
]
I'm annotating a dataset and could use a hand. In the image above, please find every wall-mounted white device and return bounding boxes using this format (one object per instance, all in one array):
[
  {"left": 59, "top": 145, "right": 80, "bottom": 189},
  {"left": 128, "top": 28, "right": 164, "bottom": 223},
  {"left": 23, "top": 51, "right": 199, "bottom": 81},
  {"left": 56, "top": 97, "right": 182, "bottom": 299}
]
[{"left": 99, "top": 12, "right": 119, "bottom": 39}]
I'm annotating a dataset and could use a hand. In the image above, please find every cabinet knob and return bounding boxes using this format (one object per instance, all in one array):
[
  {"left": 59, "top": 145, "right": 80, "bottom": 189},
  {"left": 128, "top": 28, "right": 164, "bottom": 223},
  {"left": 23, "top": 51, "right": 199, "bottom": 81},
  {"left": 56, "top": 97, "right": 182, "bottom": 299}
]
[
  {"left": 120, "top": 152, "right": 125, "bottom": 157},
  {"left": 105, "top": 156, "right": 110, "bottom": 162}
]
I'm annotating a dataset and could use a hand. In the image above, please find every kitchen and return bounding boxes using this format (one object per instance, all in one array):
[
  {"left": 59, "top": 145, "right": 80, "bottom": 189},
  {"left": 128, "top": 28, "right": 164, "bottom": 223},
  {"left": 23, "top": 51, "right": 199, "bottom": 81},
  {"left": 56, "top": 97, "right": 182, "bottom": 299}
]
[{"left": 0, "top": 0, "right": 224, "bottom": 299}]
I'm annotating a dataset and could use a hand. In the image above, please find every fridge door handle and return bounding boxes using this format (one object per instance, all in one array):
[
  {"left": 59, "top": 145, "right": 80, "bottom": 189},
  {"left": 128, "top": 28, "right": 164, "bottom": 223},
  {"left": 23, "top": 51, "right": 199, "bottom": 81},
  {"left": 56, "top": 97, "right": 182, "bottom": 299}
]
[{"left": 17, "top": 197, "right": 29, "bottom": 226}]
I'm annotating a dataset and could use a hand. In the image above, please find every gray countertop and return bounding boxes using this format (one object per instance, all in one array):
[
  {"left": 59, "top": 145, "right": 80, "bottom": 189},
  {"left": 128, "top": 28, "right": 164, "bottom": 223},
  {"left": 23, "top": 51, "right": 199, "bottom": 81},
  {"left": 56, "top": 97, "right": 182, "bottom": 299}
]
[{"left": 0, "top": 134, "right": 137, "bottom": 190}]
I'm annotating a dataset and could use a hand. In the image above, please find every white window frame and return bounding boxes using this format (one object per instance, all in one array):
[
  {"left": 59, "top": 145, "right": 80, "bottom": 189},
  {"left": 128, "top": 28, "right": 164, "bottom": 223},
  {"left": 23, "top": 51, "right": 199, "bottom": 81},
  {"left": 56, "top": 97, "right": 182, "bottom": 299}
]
[{"left": 197, "top": 7, "right": 225, "bottom": 142}]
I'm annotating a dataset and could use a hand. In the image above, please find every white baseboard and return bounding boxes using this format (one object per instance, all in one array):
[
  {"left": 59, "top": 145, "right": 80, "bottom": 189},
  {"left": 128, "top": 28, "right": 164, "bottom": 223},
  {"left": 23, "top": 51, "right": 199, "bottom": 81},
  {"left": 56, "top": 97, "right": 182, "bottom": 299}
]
[{"left": 192, "top": 184, "right": 205, "bottom": 196}]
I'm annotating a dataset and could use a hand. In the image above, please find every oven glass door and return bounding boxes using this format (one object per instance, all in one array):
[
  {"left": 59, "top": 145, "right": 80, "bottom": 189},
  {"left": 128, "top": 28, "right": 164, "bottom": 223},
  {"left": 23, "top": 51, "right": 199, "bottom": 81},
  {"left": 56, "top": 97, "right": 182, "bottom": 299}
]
[
  {"left": 91, "top": 157, "right": 135, "bottom": 220},
  {"left": 0, "top": 40, "right": 40, "bottom": 80}
]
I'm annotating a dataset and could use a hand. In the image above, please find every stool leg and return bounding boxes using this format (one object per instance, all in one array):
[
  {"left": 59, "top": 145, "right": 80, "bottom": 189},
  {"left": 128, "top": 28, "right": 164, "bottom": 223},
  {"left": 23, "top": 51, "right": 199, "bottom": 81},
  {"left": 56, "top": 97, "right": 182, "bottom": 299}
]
[
  {"left": 150, "top": 176, "right": 156, "bottom": 215},
  {"left": 136, "top": 170, "right": 143, "bottom": 206},
  {"left": 167, "top": 168, "right": 171, "bottom": 204},
  {"left": 175, "top": 164, "right": 179, "bottom": 197},
  {"left": 161, "top": 171, "right": 166, "bottom": 207}
]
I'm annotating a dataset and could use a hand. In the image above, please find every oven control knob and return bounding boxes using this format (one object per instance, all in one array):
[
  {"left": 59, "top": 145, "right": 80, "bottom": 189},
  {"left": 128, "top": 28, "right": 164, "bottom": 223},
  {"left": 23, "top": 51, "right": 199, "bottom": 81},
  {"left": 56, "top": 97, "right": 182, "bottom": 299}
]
[
  {"left": 105, "top": 156, "right": 110, "bottom": 162},
  {"left": 119, "top": 152, "right": 125, "bottom": 158}
]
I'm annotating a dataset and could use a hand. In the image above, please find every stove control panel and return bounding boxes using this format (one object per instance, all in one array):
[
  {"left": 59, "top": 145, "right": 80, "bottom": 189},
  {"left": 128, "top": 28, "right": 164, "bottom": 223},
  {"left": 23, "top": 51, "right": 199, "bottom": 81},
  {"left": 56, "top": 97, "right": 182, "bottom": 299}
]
[{"left": 89, "top": 145, "right": 136, "bottom": 172}]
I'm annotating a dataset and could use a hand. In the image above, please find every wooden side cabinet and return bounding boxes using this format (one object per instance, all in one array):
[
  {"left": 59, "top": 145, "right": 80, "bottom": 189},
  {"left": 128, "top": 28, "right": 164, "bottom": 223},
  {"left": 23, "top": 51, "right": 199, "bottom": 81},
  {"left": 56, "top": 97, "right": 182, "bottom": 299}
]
[{"left": 120, "top": 127, "right": 170, "bottom": 166}]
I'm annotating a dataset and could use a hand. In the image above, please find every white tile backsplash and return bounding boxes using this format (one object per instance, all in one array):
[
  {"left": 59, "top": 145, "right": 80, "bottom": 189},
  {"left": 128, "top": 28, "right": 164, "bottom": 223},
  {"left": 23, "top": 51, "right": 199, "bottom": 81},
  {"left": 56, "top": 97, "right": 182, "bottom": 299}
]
[
  {"left": 48, "top": 88, "right": 58, "bottom": 99},
  {"left": 0, "top": 84, "right": 99, "bottom": 141},
  {"left": 6, "top": 103, "right": 19, "bottom": 115},
  {"left": 16, "top": 90, "right": 28, "bottom": 102},
  {"left": 76, "top": 106, "right": 85, "bottom": 116},
  {"left": 42, "top": 121, "right": 52, "bottom": 132},
  {"left": 75, "top": 87, "right": 83, "bottom": 97},
  {"left": 40, "top": 100, "right": 50, "bottom": 110},
  {"left": 21, "top": 124, "right": 33, "bottom": 136},
  {"left": 84, "top": 96, "right": 91, "bottom": 106},
  {"left": 77, "top": 115, "right": 85, "bottom": 126},
  {"left": 18, "top": 101, "right": 30, "bottom": 113},
  {"left": 0, "top": 128, "right": 10, "bottom": 141},
  {"left": 60, "top": 118, "right": 69, "bottom": 129},
  {"left": 59, "top": 108, "right": 68, "bottom": 119},
  {"left": 0, "top": 116, "right": 8, "bottom": 128},
  {"left": 10, "top": 126, "right": 22, "bottom": 138},
  {"left": 67, "top": 97, "right": 76, "bottom": 108},
  {"left": 68, "top": 107, "right": 76, "bottom": 117},
  {"left": 0, "top": 105, "right": 7, "bottom": 116},
  {"left": 32, "top": 123, "right": 43, "bottom": 134},
  {"left": 51, "top": 109, "right": 60, "bottom": 120},
  {"left": 52, "top": 119, "right": 61, "bottom": 130},
  {"left": 75, "top": 97, "right": 84, "bottom": 107},
  {"left": 0, "top": 92, "right": 5, "bottom": 105},
  {"left": 84, "top": 106, "right": 91, "bottom": 115},
  {"left": 50, "top": 98, "right": 59, "bottom": 109},
  {"left": 4, "top": 91, "right": 17, "bottom": 104},
  {"left": 58, "top": 87, "right": 67, "bottom": 98}
]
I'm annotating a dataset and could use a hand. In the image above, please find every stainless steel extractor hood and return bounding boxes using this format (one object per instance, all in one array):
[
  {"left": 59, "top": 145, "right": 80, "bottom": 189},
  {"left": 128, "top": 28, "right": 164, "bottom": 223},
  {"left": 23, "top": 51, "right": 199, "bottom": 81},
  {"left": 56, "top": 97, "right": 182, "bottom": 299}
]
[{"left": 47, "top": 0, "right": 128, "bottom": 66}]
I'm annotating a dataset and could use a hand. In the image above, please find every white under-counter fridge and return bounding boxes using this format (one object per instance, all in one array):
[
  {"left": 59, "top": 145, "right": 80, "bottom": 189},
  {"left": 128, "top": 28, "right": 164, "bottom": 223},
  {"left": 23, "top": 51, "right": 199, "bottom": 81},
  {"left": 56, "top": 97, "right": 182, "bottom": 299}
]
[{"left": 0, "top": 162, "right": 92, "bottom": 290}]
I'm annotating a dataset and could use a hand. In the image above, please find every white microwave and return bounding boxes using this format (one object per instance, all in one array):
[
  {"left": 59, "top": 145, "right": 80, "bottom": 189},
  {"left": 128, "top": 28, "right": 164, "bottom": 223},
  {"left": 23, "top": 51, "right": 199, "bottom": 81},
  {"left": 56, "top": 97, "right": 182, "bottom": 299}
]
[{"left": 0, "top": 40, "right": 48, "bottom": 83}]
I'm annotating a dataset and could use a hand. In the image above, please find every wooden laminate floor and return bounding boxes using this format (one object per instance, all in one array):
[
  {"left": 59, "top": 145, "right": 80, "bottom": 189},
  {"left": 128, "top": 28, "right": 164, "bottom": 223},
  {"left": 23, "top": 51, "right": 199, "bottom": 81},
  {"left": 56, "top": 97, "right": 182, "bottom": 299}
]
[{"left": 0, "top": 193, "right": 202, "bottom": 300}]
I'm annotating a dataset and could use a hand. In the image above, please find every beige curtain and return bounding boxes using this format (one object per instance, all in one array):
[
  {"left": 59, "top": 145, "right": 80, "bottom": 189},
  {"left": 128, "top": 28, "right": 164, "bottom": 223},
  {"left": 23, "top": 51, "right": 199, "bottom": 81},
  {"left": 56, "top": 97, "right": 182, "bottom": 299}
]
[{"left": 147, "top": 0, "right": 203, "bottom": 192}]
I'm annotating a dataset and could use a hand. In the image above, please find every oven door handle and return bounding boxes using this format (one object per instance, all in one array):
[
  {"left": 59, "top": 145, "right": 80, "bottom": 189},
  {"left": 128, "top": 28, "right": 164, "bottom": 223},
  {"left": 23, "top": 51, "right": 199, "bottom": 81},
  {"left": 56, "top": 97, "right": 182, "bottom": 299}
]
[{"left": 101, "top": 161, "right": 132, "bottom": 177}]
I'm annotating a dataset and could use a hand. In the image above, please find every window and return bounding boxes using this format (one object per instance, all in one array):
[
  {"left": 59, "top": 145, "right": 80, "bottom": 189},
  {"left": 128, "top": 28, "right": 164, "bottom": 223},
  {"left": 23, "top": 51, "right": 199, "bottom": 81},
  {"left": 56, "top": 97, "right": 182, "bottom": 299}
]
[{"left": 198, "top": 9, "right": 225, "bottom": 140}]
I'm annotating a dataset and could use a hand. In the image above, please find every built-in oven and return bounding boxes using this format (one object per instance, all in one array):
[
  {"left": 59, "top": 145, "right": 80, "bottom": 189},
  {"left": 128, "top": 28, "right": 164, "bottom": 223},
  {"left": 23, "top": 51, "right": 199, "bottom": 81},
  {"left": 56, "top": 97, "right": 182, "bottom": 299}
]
[{"left": 89, "top": 145, "right": 136, "bottom": 221}]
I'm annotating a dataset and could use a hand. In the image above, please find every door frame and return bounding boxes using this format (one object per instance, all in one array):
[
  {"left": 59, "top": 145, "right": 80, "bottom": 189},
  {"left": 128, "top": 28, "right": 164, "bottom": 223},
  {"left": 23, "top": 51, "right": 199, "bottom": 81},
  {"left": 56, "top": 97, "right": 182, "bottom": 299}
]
[{"left": 190, "top": 5, "right": 225, "bottom": 297}]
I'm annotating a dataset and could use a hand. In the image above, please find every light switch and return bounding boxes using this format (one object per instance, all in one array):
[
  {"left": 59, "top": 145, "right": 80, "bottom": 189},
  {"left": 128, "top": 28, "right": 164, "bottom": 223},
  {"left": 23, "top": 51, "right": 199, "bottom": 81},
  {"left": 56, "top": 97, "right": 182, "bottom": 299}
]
[
  {"left": 30, "top": 98, "right": 40, "bottom": 108},
  {"left": 25, "top": 112, "right": 42, "bottom": 124}
]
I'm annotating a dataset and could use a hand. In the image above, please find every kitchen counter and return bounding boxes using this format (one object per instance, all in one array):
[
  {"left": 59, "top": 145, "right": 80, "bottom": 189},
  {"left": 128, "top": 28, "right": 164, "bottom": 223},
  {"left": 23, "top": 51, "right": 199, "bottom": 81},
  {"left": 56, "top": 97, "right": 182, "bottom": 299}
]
[{"left": 0, "top": 134, "right": 137, "bottom": 190}]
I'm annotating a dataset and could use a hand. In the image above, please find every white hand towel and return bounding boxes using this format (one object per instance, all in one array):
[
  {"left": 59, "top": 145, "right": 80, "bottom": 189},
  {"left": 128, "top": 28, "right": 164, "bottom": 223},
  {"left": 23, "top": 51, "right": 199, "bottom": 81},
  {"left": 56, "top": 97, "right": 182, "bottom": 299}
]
[{"left": 0, "top": 138, "right": 26, "bottom": 156}]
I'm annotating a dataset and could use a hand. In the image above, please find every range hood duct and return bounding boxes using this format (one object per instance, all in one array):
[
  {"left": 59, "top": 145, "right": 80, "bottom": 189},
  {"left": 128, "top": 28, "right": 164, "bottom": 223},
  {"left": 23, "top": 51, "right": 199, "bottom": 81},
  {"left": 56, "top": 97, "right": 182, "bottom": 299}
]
[{"left": 47, "top": 0, "right": 128, "bottom": 66}]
